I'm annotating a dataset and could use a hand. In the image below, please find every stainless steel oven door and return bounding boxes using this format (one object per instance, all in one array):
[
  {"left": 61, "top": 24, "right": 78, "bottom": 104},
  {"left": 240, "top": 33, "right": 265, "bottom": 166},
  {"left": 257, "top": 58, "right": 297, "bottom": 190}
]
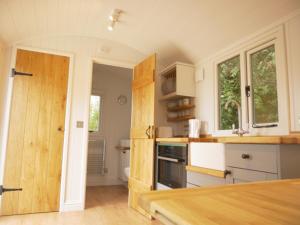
[{"left": 157, "top": 156, "right": 186, "bottom": 189}]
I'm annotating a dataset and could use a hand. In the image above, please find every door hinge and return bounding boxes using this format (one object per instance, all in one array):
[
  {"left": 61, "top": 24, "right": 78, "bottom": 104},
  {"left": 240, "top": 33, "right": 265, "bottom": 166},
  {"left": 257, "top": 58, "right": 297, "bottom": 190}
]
[
  {"left": 11, "top": 68, "right": 33, "bottom": 77},
  {"left": 245, "top": 85, "right": 251, "bottom": 97},
  {"left": 0, "top": 185, "right": 22, "bottom": 196}
]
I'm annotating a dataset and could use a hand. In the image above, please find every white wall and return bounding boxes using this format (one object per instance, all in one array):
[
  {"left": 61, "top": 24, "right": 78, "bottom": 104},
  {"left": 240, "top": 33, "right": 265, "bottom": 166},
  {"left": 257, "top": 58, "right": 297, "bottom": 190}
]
[
  {"left": 0, "top": 42, "right": 9, "bottom": 147},
  {"left": 286, "top": 14, "right": 300, "bottom": 132},
  {"left": 0, "top": 42, "right": 12, "bottom": 192},
  {"left": 195, "top": 11, "right": 300, "bottom": 135},
  {"left": 3, "top": 36, "right": 144, "bottom": 211},
  {"left": 87, "top": 64, "right": 132, "bottom": 186}
]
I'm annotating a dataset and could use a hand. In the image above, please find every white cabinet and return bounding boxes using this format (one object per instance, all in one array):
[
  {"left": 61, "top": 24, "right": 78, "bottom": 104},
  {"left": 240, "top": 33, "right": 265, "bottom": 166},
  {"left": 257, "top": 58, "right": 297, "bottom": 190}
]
[
  {"left": 225, "top": 144, "right": 300, "bottom": 184},
  {"left": 190, "top": 143, "right": 225, "bottom": 171},
  {"left": 225, "top": 167, "right": 278, "bottom": 184},
  {"left": 160, "top": 62, "right": 195, "bottom": 100},
  {"left": 187, "top": 143, "right": 226, "bottom": 187},
  {"left": 159, "top": 62, "right": 196, "bottom": 136},
  {"left": 188, "top": 143, "right": 300, "bottom": 187},
  {"left": 286, "top": 14, "right": 300, "bottom": 131},
  {"left": 226, "top": 145, "right": 278, "bottom": 173},
  {"left": 187, "top": 171, "right": 225, "bottom": 187}
]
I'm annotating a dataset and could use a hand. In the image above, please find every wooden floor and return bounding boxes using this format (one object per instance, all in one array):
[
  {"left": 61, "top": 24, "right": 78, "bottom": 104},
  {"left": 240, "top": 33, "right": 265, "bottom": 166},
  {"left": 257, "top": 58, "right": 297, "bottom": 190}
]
[{"left": 0, "top": 185, "right": 161, "bottom": 225}]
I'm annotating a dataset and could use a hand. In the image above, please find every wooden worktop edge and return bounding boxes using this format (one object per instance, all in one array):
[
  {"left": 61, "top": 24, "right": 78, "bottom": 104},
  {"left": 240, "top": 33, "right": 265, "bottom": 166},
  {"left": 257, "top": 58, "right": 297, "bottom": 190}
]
[
  {"left": 186, "top": 165, "right": 225, "bottom": 178},
  {"left": 156, "top": 134, "right": 300, "bottom": 144}
]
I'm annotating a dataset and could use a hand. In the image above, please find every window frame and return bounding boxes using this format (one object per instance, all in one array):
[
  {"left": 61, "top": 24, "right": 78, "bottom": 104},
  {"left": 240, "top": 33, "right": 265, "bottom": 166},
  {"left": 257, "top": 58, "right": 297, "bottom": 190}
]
[
  {"left": 246, "top": 40, "right": 279, "bottom": 128},
  {"left": 88, "top": 91, "right": 104, "bottom": 137},
  {"left": 214, "top": 51, "right": 248, "bottom": 136},
  {"left": 213, "top": 26, "right": 289, "bottom": 136}
]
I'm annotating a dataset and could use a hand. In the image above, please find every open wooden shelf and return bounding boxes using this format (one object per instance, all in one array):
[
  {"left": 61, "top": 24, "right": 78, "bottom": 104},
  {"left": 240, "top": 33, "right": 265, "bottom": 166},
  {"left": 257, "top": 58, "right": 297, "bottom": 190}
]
[
  {"left": 160, "top": 92, "right": 179, "bottom": 101},
  {"left": 167, "top": 115, "right": 195, "bottom": 122},
  {"left": 167, "top": 104, "right": 195, "bottom": 112}
]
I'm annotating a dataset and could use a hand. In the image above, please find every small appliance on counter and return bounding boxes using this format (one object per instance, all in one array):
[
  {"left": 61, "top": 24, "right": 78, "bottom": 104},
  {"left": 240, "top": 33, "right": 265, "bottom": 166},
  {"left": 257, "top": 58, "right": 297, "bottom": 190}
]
[{"left": 189, "top": 119, "right": 201, "bottom": 138}]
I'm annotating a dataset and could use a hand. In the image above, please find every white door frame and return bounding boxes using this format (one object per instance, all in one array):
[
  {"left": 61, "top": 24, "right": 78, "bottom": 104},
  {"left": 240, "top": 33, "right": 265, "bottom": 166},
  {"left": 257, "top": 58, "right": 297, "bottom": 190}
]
[
  {"left": 0, "top": 45, "right": 74, "bottom": 213},
  {"left": 81, "top": 57, "right": 134, "bottom": 209}
]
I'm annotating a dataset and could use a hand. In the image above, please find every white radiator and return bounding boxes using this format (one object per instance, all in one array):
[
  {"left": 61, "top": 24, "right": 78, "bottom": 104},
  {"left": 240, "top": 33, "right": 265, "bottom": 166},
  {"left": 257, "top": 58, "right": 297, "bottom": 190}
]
[{"left": 87, "top": 139, "right": 106, "bottom": 176}]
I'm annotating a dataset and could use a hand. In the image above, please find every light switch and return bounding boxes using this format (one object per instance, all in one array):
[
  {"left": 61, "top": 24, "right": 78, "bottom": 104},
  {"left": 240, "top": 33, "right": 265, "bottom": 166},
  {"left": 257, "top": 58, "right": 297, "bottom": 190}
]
[
  {"left": 298, "top": 115, "right": 300, "bottom": 125},
  {"left": 76, "top": 121, "right": 84, "bottom": 128}
]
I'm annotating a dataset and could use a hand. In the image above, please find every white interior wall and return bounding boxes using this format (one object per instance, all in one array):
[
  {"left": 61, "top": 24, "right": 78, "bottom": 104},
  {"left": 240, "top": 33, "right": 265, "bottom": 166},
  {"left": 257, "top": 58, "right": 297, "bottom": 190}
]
[
  {"left": 0, "top": 42, "right": 9, "bottom": 147},
  {"left": 0, "top": 43, "right": 12, "bottom": 193},
  {"left": 5, "top": 36, "right": 144, "bottom": 211},
  {"left": 195, "top": 11, "right": 300, "bottom": 134},
  {"left": 286, "top": 14, "right": 300, "bottom": 132},
  {"left": 87, "top": 64, "right": 132, "bottom": 186}
]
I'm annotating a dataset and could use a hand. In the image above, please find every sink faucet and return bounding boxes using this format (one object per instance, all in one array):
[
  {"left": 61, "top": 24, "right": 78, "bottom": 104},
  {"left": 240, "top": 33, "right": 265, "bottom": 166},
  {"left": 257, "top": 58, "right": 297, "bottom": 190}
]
[{"left": 224, "top": 100, "right": 249, "bottom": 136}]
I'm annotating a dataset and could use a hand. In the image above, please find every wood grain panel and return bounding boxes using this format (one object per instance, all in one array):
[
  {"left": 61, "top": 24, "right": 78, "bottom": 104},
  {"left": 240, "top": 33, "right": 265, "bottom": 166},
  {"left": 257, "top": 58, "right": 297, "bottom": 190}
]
[
  {"left": 140, "top": 179, "right": 300, "bottom": 225},
  {"left": 1, "top": 51, "right": 30, "bottom": 215},
  {"left": 1, "top": 49, "right": 69, "bottom": 215},
  {"left": 186, "top": 165, "right": 225, "bottom": 178},
  {"left": 129, "top": 54, "right": 156, "bottom": 216}
]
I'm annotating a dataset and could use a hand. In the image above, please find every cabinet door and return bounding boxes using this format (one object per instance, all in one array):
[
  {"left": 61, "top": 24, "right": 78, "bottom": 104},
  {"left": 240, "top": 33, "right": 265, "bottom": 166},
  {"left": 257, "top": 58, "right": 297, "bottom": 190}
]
[
  {"left": 226, "top": 167, "right": 278, "bottom": 184},
  {"left": 187, "top": 171, "right": 225, "bottom": 187}
]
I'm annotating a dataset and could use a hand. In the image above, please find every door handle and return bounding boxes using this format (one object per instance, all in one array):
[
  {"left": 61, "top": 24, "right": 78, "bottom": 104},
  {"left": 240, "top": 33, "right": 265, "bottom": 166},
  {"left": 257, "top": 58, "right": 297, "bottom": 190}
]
[
  {"left": 224, "top": 170, "right": 232, "bottom": 177},
  {"left": 157, "top": 156, "right": 180, "bottom": 163},
  {"left": 241, "top": 154, "right": 250, "bottom": 159},
  {"left": 0, "top": 185, "right": 22, "bottom": 196},
  {"left": 151, "top": 126, "right": 155, "bottom": 139},
  {"left": 145, "top": 126, "right": 151, "bottom": 139}
]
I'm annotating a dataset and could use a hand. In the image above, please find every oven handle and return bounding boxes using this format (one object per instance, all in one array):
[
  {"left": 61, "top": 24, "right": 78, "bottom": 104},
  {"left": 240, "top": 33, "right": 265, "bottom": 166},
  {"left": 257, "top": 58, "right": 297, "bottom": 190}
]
[{"left": 157, "top": 156, "right": 180, "bottom": 163}]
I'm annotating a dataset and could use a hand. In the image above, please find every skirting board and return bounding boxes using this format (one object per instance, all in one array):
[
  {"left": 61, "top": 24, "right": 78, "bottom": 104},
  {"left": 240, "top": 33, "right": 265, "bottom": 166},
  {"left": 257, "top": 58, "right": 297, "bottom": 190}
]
[{"left": 60, "top": 201, "right": 84, "bottom": 212}]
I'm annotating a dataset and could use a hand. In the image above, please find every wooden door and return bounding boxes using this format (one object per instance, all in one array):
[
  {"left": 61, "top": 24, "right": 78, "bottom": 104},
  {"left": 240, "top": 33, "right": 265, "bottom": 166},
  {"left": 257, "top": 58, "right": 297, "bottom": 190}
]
[
  {"left": 129, "top": 54, "right": 156, "bottom": 215},
  {"left": 1, "top": 49, "right": 69, "bottom": 215}
]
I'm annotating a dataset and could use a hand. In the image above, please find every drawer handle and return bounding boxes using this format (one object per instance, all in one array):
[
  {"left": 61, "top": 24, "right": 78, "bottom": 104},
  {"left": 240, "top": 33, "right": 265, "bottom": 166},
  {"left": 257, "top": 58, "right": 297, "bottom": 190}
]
[
  {"left": 241, "top": 154, "right": 250, "bottom": 159},
  {"left": 224, "top": 170, "right": 232, "bottom": 177}
]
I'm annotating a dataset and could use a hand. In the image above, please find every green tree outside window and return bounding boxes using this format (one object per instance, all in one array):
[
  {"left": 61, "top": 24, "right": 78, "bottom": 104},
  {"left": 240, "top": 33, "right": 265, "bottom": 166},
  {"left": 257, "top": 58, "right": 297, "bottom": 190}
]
[
  {"left": 218, "top": 56, "right": 241, "bottom": 130},
  {"left": 89, "top": 95, "right": 101, "bottom": 132}
]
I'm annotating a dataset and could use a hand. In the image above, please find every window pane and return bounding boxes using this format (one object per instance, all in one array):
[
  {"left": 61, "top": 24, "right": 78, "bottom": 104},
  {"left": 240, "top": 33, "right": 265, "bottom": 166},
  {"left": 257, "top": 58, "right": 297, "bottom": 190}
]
[
  {"left": 218, "top": 56, "right": 241, "bottom": 130},
  {"left": 89, "top": 95, "right": 101, "bottom": 132},
  {"left": 250, "top": 45, "right": 278, "bottom": 125}
]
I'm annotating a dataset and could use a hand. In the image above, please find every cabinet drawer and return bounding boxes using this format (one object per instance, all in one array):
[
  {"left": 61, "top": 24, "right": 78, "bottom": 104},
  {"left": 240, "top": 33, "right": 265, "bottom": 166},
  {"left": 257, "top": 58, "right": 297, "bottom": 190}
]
[
  {"left": 226, "top": 167, "right": 278, "bottom": 184},
  {"left": 187, "top": 171, "right": 226, "bottom": 187},
  {"left": 225, "top": 144, "right": 278, "bottom": 173}
]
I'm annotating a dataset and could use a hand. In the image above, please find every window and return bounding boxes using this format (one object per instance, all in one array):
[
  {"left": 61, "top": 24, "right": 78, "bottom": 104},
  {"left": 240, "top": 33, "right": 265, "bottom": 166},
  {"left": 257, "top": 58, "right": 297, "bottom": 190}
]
[
  {"left": 89, "top": 95, "right": 101, "bottom": 132},
  {"left": 215, "top": 28, "right": 288, "bottom": 135},
  {"left": 249, "top": 44, "right": 279, "bottom": 126},
  {"left": 217, "top": 56, "right": 241, "bottom": 130}
]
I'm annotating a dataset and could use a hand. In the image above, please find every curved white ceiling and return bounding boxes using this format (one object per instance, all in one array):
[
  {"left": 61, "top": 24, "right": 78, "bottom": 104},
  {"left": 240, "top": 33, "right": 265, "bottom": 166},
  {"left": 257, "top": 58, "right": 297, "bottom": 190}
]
[{"left": 0, "top": 0, "right": 299, "bottom": 64}]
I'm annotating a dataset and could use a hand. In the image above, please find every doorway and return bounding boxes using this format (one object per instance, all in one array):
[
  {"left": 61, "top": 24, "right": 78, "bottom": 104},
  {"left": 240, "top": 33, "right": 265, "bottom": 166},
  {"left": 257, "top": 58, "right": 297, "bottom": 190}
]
[
  {"left": 85, "top": 62, "right": 133, "bottom": 208},
  {"left": 1, "top": 49, "right": 70, "bottom": 215}
]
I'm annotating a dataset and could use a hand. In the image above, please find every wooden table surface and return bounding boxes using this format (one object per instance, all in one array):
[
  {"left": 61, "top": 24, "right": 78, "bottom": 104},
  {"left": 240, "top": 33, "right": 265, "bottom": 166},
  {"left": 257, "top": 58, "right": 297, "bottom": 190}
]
[{"left": 140, "top": 179, "right": 300, "bottom": 225}]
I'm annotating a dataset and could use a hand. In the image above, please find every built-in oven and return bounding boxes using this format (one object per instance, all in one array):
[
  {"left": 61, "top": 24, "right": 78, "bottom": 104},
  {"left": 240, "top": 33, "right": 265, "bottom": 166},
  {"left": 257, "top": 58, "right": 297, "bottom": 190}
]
[{"left": 156, "top": 143, "right": 188, "bottom": 190}]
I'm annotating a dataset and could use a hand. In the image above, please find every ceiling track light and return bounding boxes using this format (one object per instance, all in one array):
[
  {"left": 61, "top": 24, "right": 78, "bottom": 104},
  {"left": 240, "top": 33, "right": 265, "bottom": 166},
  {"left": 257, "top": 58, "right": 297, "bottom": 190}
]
[{"left": 107, "top": 9, "right": 122, "bottom": 31}]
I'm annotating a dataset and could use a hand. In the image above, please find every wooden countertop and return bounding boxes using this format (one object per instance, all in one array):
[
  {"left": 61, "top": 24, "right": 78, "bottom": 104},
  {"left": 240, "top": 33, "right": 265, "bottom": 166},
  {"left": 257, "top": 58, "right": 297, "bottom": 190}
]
[
  {"left": 156, "top": 134, "right": 300, "bottom": 144},
  {"left": 140, "top": 179, "right": 300, "bottom": 225}
]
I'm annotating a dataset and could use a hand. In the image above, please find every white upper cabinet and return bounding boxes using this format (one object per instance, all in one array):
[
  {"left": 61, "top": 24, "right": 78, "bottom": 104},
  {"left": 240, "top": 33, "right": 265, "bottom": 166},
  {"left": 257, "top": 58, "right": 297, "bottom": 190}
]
[
  {"left": 286, "top": 14, "right": 300, "bottom": 132},
  {"left": 160, "top": 62, "right": 195, "bottom": 100}
]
